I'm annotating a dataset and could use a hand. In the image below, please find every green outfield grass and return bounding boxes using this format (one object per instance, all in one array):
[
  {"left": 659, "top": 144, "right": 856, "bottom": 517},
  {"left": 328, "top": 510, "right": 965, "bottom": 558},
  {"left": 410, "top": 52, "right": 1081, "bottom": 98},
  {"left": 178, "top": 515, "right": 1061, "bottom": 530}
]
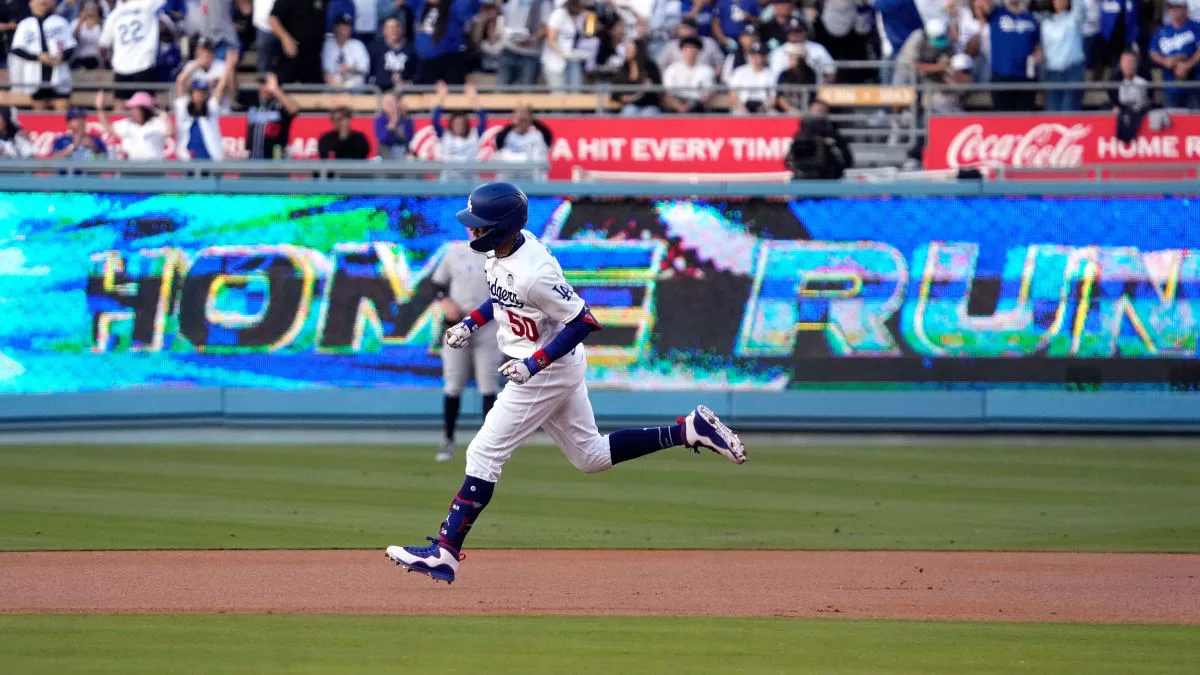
[
  {"left": 1, "top": 615, "right": 1197, "bottom": 674},
  {"left": 1, "top": 441, "right": 1198, "bottom": 551}
]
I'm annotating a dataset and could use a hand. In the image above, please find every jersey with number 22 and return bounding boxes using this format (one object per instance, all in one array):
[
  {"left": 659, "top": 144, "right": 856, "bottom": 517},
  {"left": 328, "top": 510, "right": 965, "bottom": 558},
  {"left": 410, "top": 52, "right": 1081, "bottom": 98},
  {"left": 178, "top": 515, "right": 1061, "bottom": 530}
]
[{"left": 485, "top": 231, "right": 586, "bottom": 364}]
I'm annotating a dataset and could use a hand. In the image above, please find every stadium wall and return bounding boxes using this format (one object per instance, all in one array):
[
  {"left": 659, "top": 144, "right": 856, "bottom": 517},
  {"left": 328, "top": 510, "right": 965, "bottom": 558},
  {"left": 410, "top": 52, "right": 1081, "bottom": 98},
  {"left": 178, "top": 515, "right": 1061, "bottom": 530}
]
[{"left": 1, "top": 178, "right": 1196, "bottom": 431}]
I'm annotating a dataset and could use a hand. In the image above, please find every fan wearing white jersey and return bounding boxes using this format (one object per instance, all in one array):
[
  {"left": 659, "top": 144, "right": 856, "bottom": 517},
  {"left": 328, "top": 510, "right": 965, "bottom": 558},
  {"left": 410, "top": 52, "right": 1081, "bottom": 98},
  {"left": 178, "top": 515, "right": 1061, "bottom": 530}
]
[
  {"left": 431, "top": 80, "right": 486, "bottom": 181},
  {"left": 431, "top": 240, "right": 503, "bottom": 462},
  {"left": 385, "top": 181, "right": 747, "bottom": 585},
  {"left": 100, "top": 0, "right": 167, "bottom": 100},
  {"left": 10, "top": 0, "right": 77, "bottom": 110}
]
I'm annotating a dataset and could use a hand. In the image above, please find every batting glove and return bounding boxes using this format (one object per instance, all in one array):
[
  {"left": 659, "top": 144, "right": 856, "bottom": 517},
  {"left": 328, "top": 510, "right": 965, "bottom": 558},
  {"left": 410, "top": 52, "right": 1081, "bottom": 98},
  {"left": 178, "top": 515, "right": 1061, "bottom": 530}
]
[
  {"left": 499, "top": 357, "right": 539, "bottom": 385},
  {"left": 444, "top": 321, "right": 475, "bottom": 349}
]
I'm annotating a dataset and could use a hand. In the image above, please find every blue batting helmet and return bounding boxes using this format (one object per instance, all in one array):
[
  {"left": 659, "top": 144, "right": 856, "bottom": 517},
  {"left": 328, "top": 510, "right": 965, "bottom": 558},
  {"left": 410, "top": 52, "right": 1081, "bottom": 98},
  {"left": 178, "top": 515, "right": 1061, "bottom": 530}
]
[{"left": 457, "top": 181, "right": 528, "bottom": 252}]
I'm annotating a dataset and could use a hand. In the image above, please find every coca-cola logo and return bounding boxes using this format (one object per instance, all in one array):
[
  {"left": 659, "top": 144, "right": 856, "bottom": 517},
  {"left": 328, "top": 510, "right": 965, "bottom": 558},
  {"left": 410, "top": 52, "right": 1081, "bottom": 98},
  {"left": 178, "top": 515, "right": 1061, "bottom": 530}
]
[{"left": 945, "top": 122, "right": 1093, "bottom": 169}]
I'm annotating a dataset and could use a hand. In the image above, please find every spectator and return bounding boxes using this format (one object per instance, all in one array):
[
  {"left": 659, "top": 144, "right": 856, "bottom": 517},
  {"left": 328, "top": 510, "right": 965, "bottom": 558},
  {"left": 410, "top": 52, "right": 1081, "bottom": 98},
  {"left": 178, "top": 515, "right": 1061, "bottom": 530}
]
[
  {"left": 253, "top": 0, "right": 278, "bottom": 74},
  {"left": 241, "top": 71, "right": 299, "bottom": 158},
  {"left": 589, "top": 9, "right": 628, "bottom": 83},
  {"left": 100, "top": 0, "right": 165, "bottom": 99},
  {"left": 186, "top": 0, "right": 241, "bottom": 65},
  {"left": 323, "top": 13, "right": 371, "bottom": 88},
  {"left": 1152, "top": 0, "right": 1200, "bottom": 109},
  {"left": 1109, "top": 48, "right": 1147, "bottom": 111},
  {"left": 0, "top": 107, "right": 33, "bottom": 158},
  {"left": 431, "top": 80, "right": 485, "bottom": 168},
  {"left": 182, "top": 38, "right": 232, "bottom": 110},
  {"left": 988, "top": 0, "right": 1040, "bottom": 111},
  {"left": 542, "top": 0, "right": 587, "bottom": 91},
  {"left": 713, "top": 0, "right": 761, "bottom": 53},
  {"left": 494, "top": 103, "right": 550, "bottom": 160},
  {"left": 410, "top": 0, "right": 477, "bottom": 85},
  {"left": 494, "top": 0, "right": 548, "bottom": 85},
  {"left": 174, "top": 64, "right": 226, "bottom": 160},
  {"left": 875, "top": 0, "right": 926, "bottom": 58},
  {"left": 370, "top": 16, "right": 417, "bottom": 89},
  {"left": 10, "top": 0, "right": 76, "bottom": 111},
  {"left": 353, "top": 0, "right": 378, "bottom": 43},
  {"left": 770, "top": 18, "right": 836, "bottom": 82},
  {"left": 156, "top": 14, "right": 183, "bottom": 82},
  {"left": 774, "top": 40, "right": 818, "bottom": 113},
  {"left": 658, "top": 16, "right": 723, "bottom": 73},
  {"left": 374, "top": 91, "right": 414, "bottom": 158},
  {"left": 1096, "top": 0, "right": 1136, "bottom": 69},
  {"left": 646, "top": 0, "right": 681, "bottom": 57},
  {"left": 467, "top": 0, "right": 501, "bottom": 73},
  {"left": 728, "top": 41, "right": 776, "bottom": 113},
  {"left": 612, "top": 39, "right": 664, "bottom": 115},
  {"left": 325, "top": 0, "right": 355, "bottom": 33},
  {"left": 895, "top": 17, "right": 954, "bottom": 86},
  {"left": 270, "top": 0, "right": 326, "bottom": 83},
  {"left": 663, "top": 35, "right": 716, "bottom": 112},
  {"left": 50, "top": 107, "right": 107, "bottom": 160},
  {"left": 1041, "top": 0, "right": 1088, "bottom": 111},
  {"left": 785, "top": 100, "right": 852, "bottom": 179},
  {"left": 95, "top": 90, "right": 174, "bottom": 160},
  {"left": 0, "top": 0, "right": 31, "bottom": 62},
  {"left": 379, "top": 0, "right": 414, "bottom": 41},
  {"left": 760, "top": 0, "right": 795, "bottom": 48},
  {"left": 233, "top": 0, "right": 256, "bottom": 57},
  {"left": 952, "top": 0, "right": 992, "bottom": 81},
  {"left": 318, "top": 106, "right": 371, "bottom": 158},
  {"left": 71, "top": 2, "right": 105, "bottom": 69},
  {"left": 929, "top": 50, "right": 974, "bottom": 113},
  {"left": 722, "top": 23, "right": 759, "bottom": 82},
  {"left": 814, "top": 0, "right": 870, "bottom": 70},
  {"left": 681, "top": 0, "right": 715, "bottom": 38}
]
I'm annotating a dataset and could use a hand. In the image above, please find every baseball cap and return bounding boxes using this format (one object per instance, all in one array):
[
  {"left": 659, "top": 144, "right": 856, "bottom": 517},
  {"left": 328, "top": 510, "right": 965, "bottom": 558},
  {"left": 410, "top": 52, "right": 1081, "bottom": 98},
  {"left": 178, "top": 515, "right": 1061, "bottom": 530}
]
[
  {"left": 190, "top": 78, "right": 211, "bottom": 91},
  {"left": 334, "top": 13, "right": 353, "bottom": 26},
  {"left": 679, "top": 16, "right": 697, "bottom": 28},
  {"left": 1167, "top": 0, "right": 1188, "bottom": 7},
  {"left": 127, "top": 91, "right": 156, "bottom": 109},
  {"left": 950, "top": 52, "right": 974, "bottom": 72},
  {"left": 924, "top": 17, "right": 948, "bottom": 39},
  {"left": 680, "top": 35, "right": 702, "bottom": 50},
  {"left": 741, "top": 24, "right": 758, "bottom": 37},
  {"left": 66, "top": 106, "right": 87, "bottom": 120},
  {"left": 194, "top": 36, "right": 215, "bottom": 51},
  {"left": 787, "top": 17, "right": 807, "bottom": 34},
  {"left": 753, "top": 41, "right": 771, "bottom": 56}
]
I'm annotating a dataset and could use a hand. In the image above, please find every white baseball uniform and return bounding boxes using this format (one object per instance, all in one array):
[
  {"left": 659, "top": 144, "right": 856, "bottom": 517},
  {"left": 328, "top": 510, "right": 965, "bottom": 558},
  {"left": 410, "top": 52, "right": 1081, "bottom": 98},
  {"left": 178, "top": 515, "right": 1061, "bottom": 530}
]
[
  {"left": 464, "top": 231, "right": 612, "bottom": 483},
  {"left": 433, "top": 241, "right": 502, "bottom": 397}
]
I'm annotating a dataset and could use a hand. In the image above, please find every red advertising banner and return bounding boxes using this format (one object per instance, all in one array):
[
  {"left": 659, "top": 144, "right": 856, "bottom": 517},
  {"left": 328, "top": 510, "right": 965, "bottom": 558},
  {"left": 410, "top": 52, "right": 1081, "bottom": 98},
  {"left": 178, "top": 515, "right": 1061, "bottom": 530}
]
[
  {"left": 925, "top": 113, "right": 1200, "bottom": 170},
  {"left": 19, "top": 113, "right": 800, "bottom": 180}
]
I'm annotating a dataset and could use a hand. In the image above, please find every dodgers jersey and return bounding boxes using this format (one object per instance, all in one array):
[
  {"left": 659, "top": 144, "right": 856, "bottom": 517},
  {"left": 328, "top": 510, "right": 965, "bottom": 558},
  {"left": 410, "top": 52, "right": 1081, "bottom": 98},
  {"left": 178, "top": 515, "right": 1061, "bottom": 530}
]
[{"left": 485, "top": 231, "right": 586, "bottom": 363}]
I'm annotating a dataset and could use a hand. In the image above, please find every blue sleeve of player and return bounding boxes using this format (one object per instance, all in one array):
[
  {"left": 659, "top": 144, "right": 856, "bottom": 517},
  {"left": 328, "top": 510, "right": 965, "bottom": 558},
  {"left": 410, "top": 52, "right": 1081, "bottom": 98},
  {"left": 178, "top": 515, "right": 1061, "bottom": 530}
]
[{"left": 523, "top": 307, "right": 601, "bottom": 374}]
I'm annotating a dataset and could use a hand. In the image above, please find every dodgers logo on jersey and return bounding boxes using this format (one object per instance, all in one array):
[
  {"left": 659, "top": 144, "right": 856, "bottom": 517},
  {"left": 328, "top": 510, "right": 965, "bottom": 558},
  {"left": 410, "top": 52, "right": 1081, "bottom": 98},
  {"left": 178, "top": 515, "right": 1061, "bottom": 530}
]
[{"left": 489, "top": 277, "right": 524, "bottom": 308}]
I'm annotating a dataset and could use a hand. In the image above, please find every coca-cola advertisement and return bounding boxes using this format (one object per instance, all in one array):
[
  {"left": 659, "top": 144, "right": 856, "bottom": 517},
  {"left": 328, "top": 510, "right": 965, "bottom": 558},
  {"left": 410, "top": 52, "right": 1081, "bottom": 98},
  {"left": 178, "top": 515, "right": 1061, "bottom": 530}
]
[
  {"left": 925, "top": 113, "right": 1200, "bottom": 170},
  {"left": 18, "top": 113, "right": 800, "bottom": 180}
]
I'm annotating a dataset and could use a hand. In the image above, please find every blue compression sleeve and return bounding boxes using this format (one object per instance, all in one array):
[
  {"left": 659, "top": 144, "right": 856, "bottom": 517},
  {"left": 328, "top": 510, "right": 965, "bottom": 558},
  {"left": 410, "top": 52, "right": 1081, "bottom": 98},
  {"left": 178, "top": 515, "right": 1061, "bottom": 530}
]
[
  {"left": 524, "top": 307, "right": 601, "bottom": 373},
  {"left": 462, "top": 298, "right": 494, "bottom": 329}
]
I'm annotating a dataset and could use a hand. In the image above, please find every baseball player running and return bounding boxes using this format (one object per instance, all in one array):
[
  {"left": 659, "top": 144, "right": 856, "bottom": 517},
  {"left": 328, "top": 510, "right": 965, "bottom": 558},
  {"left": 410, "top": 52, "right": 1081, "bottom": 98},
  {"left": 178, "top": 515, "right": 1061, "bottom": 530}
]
[
  {"left": 431, "top": 240, "right": 503, "bottom": 461},
  {"left": 386, "top": 182, "right": 747, "bottom": 584}
]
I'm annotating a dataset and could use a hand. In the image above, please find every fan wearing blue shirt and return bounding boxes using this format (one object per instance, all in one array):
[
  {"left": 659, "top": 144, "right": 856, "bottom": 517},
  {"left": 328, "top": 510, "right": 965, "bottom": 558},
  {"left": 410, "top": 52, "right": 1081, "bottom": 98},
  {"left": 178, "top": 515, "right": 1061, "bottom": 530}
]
[
  {"left": 1151, "top": 0, "right": 1200, "bottom": 109},
  {"left": 989, "top": 0, "right": 1041, "bottom": 111},
  {"left": 713, "top": 0, "right": 761, "bottom": 52},
  {"left": 682, "top": 0, "right": 716, "bottom": 38}
]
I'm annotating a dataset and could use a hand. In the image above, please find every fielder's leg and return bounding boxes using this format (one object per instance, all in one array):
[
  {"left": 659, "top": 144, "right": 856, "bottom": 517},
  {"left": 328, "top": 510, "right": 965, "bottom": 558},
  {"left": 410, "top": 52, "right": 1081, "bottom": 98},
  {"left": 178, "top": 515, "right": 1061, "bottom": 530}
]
[
  {"left": 473, "top": 322, "right": 502, "bottom": 419},
  {"left": 437, "top": 343, "right": 471, "bottom": 461}
]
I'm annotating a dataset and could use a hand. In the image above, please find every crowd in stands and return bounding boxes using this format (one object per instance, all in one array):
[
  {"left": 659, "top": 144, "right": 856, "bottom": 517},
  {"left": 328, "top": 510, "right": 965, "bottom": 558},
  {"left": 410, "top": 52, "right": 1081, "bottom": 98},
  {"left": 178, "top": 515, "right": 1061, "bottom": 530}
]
[{"left": 0, "top": 0, "right": 1191, "bottom": 160}]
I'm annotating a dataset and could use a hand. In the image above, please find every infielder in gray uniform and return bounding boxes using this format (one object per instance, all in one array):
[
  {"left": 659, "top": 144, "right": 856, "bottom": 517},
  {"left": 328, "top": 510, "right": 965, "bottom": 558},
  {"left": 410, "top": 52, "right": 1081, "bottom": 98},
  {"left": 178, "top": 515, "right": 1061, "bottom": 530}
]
[{"left": 431, "top": 240, "right": 503, "bottom": 461}]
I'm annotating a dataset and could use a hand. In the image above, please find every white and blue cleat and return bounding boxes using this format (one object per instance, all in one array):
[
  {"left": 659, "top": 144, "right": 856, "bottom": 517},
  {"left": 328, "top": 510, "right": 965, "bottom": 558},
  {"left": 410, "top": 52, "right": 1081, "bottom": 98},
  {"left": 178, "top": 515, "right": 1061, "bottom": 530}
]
[
  {"left": 385, "top": 537, "right": 461, "bottom": 584},
  {"left": 682, "top": 405, "right": 747, "bottom": 464}
]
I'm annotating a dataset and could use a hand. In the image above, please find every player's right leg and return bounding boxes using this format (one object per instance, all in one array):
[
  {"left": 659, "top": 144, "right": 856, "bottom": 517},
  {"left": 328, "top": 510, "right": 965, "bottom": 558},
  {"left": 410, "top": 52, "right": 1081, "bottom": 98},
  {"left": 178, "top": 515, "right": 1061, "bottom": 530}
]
[
  {"left": 387, "top": 372, "right": 570, "bottom": 583},
  {"left": 437, "top": 345, "right": 471, "bottom": 462}
]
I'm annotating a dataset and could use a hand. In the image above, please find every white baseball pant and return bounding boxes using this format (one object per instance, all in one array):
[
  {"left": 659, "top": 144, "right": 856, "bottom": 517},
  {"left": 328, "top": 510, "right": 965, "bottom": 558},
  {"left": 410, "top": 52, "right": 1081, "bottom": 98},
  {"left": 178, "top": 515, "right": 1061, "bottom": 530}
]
[
  {"left": 442, "top": 322, "right": 502, "bottom": 396},
  {"left": 464, "top": 351, "right": 612, "bottom": 482}
]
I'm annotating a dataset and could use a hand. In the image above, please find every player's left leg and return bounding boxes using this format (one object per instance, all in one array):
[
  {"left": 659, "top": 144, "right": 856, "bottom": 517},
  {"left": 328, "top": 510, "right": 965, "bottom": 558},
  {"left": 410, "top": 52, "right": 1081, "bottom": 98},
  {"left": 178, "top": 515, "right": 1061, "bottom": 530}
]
[
  {"left": 543, "top": 369, "right": 747, "bottom": 471},
  {"left": 437, "top": 344, "right": 471, "bottom": 462}
]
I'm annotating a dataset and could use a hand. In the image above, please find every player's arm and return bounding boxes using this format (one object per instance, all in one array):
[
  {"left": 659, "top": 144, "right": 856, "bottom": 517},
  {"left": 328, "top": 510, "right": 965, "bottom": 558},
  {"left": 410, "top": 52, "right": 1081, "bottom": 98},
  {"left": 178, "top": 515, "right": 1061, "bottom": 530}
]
[
  {"left": 500, "top": 275, "right": 601, "bottom": 384},
  {"left": 443, "top": 298, "right": 494, "bottom": 348}
]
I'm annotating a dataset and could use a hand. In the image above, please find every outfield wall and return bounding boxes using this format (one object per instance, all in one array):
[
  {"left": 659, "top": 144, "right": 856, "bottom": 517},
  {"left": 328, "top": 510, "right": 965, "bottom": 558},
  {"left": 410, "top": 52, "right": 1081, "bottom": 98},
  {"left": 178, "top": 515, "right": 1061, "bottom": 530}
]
[{"left": 1, "top": 177, "right": 1197, "bottom": 431}]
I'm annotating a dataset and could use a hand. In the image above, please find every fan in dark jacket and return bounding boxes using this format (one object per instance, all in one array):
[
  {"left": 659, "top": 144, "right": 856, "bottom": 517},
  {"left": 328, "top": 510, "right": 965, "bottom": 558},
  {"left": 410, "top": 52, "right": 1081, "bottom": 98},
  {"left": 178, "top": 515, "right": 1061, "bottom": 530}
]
[{"left": 786, "top": 101, "right": 853, "bottom": 180}]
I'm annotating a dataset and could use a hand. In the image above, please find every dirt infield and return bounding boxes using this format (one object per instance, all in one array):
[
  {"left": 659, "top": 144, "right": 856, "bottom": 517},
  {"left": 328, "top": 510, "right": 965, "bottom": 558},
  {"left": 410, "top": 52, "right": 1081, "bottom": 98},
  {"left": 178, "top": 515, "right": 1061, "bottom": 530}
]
[{"left": 1, "top": 550, "right": 1197, "bottom": 623}]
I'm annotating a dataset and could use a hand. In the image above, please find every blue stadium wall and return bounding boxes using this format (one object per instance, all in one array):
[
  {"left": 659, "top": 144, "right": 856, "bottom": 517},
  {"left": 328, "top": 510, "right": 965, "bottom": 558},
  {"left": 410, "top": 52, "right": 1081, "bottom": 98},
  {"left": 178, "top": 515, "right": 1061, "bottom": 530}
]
[{"left": 1, "top": 177, "right": 1197, "bottom": 431}]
